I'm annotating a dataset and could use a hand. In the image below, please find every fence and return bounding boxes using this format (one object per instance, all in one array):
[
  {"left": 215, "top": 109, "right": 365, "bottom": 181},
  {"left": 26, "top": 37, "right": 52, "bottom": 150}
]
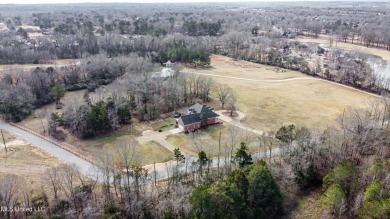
[{"left": 10, "top": 123, "right": 99, "bottom": 167}]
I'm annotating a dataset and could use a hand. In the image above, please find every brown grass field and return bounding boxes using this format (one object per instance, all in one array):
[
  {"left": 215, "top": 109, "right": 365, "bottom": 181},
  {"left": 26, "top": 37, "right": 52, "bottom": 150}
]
[
  {"left": 0, "top": 59, "right": 81, "bottom": 77},
  {"left": 0, "top": 130, "right": 62, "bottom": 191},
  {"left": 291, "top": 35, "right": 390, "bottom": 62},
  {"left": 186, "top": 55, "right": 378, "bottom": 132}
]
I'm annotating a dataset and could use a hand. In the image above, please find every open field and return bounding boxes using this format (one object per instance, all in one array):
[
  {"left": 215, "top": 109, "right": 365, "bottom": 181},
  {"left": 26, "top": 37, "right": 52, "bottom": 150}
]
[
  {"left": 186, "top": 55, "right": 310, "bottom": 80},
  {"left": 291, "top": 35, "right": 390, "bottom": 62},
  {"left": 186, "top": 55, "right": 377, "bottom": 131},
  {"left": 0, "top": 58, "right": 81, "bottom": 75},
  {"left": 0, "top": 130, "right": 62, "bottom": 190}
]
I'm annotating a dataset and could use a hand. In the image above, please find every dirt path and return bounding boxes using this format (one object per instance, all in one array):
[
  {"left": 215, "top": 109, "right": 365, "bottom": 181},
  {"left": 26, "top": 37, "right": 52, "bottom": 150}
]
[{"left": 185, "top": 71, "right": 385, "bottom": 99}]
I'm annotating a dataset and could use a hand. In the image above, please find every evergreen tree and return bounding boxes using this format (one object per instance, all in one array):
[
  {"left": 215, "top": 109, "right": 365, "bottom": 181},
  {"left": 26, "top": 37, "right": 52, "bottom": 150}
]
[
  {"left": 248, "top": 162, "right": 283, "bottom": 218},
  {"left": 189, "top": 184, "right": 215, "bottom": 219},
  {"left": 234, "top": 142, "right": 253, "bottom": 168},
  {"left": 198, "top": 151, "right": 209, "bottom": 177},
  {"left": 173, "top": 148, "right": 185, "bottom": 164},
  {"left": 51, "top": 83, "right": 66, "bottom": 107},
  {"left": 200, "top": 112, "right": 208, "bottom": 128}
]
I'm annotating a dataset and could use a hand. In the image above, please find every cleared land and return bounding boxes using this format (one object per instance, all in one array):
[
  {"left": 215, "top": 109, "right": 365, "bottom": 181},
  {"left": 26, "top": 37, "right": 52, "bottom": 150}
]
[
  {"left": 292, "top": 35, "right": 390, "bottom": 62},
  {"left": 0, "top": 59, "right": 80, "bottom": 74},
  {"left": 186, "top": 55, "right": 377, "bottom": 131},
  {"left": 0, "top": 130, "right": 62, "bottom": 190}
]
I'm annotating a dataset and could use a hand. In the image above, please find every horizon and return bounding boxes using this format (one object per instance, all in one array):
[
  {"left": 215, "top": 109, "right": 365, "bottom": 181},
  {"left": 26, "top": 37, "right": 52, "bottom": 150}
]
[{"left": 1, "top": 0, "right": 384, "bottom": 5}]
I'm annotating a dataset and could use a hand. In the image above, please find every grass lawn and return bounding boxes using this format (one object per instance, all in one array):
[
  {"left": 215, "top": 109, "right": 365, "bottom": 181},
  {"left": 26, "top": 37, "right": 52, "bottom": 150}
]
[
  {"left": 150, "top": 119, "right": 177, "bottom": 131},
  {"left": 64, "top": 127, "right": 172, "bottom": 166},
  {"left": 138, "top": 141, "right": 173, "bottom": 165},
  {"left": 185, "top": 55, "right": 308, "bottom": 81},
  {"left": 186, "top": 55, "right": 377, "bottom": 132},
  {"left": 166, "top": 122, "right": 262, "bottom": 158}
]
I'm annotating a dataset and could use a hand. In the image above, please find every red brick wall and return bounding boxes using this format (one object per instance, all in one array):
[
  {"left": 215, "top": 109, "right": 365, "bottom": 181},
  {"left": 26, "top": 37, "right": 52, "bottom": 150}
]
[
  {"left": 208, "top": 117, "right": 218, "bottom": 125},
  {"left": 180, "top": 117, "right": 219, "bottom": 132},
  {"left": 184, "top": 122, "right": 201, "bottom": 131}
]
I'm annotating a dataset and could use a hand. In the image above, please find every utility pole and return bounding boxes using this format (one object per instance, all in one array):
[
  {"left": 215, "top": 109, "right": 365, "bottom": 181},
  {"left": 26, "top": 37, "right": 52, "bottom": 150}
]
[
  {"left": 153, "top": 161, "right": 156, "bottom": 186},
  {"left": 1, "top": 130, "right": 7, "bottom": 152},
  {"left": 217, "top": 131, "right": 221, "bottom": 177}
]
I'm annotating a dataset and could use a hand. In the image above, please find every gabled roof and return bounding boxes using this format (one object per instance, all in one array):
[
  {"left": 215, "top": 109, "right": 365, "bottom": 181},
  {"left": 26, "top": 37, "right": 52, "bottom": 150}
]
[
  {"left": 180, "top": 113, "right": 202, "bottom": 125},
  {"left": 180, "top": 103, "right": 219, "bottom": 125},
  {"left": 188, "top": 103, "right": 204, "bottom": 114}
]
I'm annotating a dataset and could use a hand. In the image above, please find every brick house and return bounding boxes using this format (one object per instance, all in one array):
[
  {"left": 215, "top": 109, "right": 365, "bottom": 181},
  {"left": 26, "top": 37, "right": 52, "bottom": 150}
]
[{"left": 178, "top": 103, "right": 219, "bottom": 132}]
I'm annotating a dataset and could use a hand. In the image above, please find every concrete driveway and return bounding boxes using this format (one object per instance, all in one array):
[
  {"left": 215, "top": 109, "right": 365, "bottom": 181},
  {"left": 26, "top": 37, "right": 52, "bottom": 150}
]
[
  {"left": 135, "top": 128, "right": 183, "bottom": 153},
  {"left": 216, "top": 110, "right": 265, "bottom": 135}
]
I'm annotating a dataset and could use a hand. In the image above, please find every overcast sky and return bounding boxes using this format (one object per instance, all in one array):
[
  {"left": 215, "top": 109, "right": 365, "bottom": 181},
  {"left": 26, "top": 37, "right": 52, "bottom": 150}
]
[{"left": 0, "top": 0, "right": 348, "bottom": 4}]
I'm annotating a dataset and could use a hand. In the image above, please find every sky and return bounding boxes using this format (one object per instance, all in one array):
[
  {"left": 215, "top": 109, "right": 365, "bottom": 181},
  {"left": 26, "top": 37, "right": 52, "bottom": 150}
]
[{"left": 0, "top": 0, "right": 341, "bottom": 4}]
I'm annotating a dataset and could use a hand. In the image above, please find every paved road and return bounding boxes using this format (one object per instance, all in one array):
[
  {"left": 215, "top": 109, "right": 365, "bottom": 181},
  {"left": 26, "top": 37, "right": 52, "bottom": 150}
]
[
  {"left": 0, "top": 121, "right": 100, "bottom": 178},
  {"left": 0, "top": 120, "right": 281, "bottom": 184}
]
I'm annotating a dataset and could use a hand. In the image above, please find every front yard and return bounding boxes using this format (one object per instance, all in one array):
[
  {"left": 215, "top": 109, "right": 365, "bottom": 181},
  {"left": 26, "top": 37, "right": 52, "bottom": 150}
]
[{"left": 166, "top": 122, "right": 261, "bottom": 158}]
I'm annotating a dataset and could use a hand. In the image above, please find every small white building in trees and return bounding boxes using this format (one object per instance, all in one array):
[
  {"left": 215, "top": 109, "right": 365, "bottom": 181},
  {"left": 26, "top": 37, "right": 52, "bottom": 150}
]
[{"left": 164, "top": 60, "right": 174, "bottom": 68}]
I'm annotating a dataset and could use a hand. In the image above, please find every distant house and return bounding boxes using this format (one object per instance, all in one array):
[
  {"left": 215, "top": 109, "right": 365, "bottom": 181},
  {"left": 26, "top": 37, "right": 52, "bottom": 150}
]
[
  {"left": 317, "top": 45, "right": 331, "bottom": 54},
  {"left": 282, "top": 31, "right": 297, "bottom": 39},
  {"left": 152, "top": 67, "right": 175, "bottom": 79},
  {"left": 164, "top": 60, "right": 174, "bottom": 68},
  {"left": 152, "top": 60, "right": 176, "bottom": 79},
  {"left": 178, "top": 103, "right": 219, "bottom": 132}
]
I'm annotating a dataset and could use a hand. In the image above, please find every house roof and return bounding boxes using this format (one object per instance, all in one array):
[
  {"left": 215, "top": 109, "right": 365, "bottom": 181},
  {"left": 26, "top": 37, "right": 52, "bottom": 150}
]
[
  {"left": 180, "top": 103, "right": 219, "bottom": 125},
  {"left": 188, "top": 103, "right": 204, "bottom": 114},
  {"left": 180, "top": 113, "right": 202, "bottom": 125}
]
